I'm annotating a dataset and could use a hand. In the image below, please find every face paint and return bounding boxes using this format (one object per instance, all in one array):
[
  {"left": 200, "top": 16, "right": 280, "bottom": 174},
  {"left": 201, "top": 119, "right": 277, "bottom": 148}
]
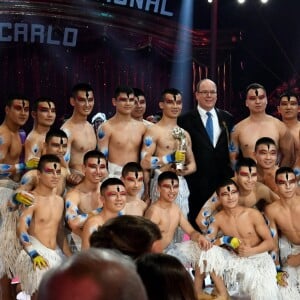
[
  {"left": 97, "top": 157, "right": 100, "bottom": 165},
  {"left": 267, "top": 144, "right": 270, "bottom": 150},
  {"left": 255, "top": 89, "right": 258, "bottom": 97},
  {"left": 286, "top": 172, "right": 289, "bottom": 181},
  {"left": 135, "top": 171, "right": 138, "bottom": 179},
  {"left": 53, "top": 163, "right": 57, "bottom": 169},
  {"left": 86, "top": 90, "right": 89, "bottom": 99},
  {"left": 248, "top": 166, "right": 252, "bottom": 174},
  {"left": 117, "top": 186, "right": 120, "bottom": 192},
  {"left": 171, "top": 179, "right": 174, "bottom": 186},
  {"left": 22, "top": 100, "right": 26, "bottom": 108},
  {"left": 226, "top": 185, "right": 231, "bottom": 192}
]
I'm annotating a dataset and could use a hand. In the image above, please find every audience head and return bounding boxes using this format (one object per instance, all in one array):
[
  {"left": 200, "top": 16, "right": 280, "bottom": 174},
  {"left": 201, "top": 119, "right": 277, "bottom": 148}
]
[
  {"left": 90, "top": 215, "right": 162, "bottom": 259},
  {"left": 136, "top": 253, "right": 197, "bottom": 300},
  {"left": 37, "top": 248, "right": 148, "bottom": 300}
]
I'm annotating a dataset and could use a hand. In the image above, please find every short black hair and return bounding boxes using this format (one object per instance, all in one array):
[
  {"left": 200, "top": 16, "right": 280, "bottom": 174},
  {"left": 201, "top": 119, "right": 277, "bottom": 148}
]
[
  {"left": 133, "top": 88, "right": 145, "bottom": 98},
  {"left": 235, "top": 157, "right": 257, "bottom": 172},
  {"left": 83, "top": 150, "right": 106, "bottom": 166},
  {"left": 275, "top": 167, "right": 296, "bottom": 182},
  {"left": 254, "top": 137, "right": 276, "bottom": 152},
  {"left": 100, "top": 177, "right": 125, "bottom": 195},
  {"left": 160, "top": 88, "right": 182, "bottom": 102},
  {"left": 6, "top": 94, "right": 30, "bottom": 107},
  {"left": 121, "top": 162, "right": 143, "bottom": 178},
  {"left": 246, "top": 83, "right": 266, "bottom": 95},
  {"left": 157, "top": 171, "right": 178, "bottom": 186},
  {"left": 37, "top": 154, "right": 60, "bottom": 172},
  {"left": 279, "top": 92, "right": 299, "bottom": 104},
  {"left": 32, "top": 97, "right": 55, "bottom": 111},
  {"left": 71, "top": 83, "right": 93, "bottom": 98},
  {"left": 114, "top": 86, "right": 134, "bottom": 98},
  {"left": 45, "top": 129, "right": 68, "bottom": 144},
  {"left": 216, "top": 178, "right": 239, "bottom": 196}
]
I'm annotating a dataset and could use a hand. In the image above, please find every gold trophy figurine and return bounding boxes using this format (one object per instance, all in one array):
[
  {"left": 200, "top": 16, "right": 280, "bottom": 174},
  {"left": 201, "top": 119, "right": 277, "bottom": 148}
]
[{"left": 172, "top": 127, "right": 187, "bottom": 171}]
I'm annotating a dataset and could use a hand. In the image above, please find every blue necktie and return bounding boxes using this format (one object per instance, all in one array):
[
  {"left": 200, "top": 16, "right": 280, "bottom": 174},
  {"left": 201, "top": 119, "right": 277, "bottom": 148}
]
[{"left": 206, "top": 112, "right": 214, "bottom": 145}]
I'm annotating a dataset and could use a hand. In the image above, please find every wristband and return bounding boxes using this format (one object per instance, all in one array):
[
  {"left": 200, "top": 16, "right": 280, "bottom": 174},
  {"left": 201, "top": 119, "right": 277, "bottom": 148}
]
[
  {"left": 15, "top": 163, "right": 26, "bottom": 172},
  {"left": 25, "top": 245, "right": 40, "bottom": 260},
  {"left": 220, "top": 235, "right": 240, "bottom": 249}
]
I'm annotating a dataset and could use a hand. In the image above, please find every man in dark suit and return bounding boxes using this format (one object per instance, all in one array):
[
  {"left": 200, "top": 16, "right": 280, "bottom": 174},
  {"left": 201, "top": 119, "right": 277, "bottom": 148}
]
[{"left": 178, "top": 79, "right": 234, "bottom": 230}]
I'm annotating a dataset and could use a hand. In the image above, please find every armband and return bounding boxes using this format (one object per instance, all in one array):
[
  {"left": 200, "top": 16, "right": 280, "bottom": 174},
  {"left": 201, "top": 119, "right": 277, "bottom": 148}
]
[
  {"left": 162, "top": 150, "right": 185, "bottom": 165},
  {"left": 219, "top": 235, "right": 240, "bottom": 249},
  {"left": 25, "top": 245, "right": 39, "bottom": 260},
  {"left": 15, "top": 163, "right": 26, "bottom": 172}
]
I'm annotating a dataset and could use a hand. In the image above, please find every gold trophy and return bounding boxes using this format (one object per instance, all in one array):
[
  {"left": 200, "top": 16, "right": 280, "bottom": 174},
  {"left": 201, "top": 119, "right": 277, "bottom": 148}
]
[{"left": 172, "top": 127, "right": 187, "bottom": 171}]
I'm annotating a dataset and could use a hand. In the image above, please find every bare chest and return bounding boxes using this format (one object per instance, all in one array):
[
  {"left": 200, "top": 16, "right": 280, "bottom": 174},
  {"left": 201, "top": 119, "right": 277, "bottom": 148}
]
[{"left": 78, "top": 192, "right": 102, "bottom": 213}]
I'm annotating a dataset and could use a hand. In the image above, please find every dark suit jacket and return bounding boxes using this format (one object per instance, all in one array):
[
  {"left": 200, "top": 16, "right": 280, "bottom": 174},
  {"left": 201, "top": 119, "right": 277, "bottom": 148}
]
[{"left": 178, "top": 108, "right": 234, "bottom": 226}]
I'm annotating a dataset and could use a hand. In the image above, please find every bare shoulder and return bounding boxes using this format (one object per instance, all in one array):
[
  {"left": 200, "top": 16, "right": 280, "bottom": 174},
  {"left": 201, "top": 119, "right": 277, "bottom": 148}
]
[
  {"left": 264, "top": 200, "right": 281, "bottom": 214},
  {"left": 0, "top": 126, "right": 11, "bottom": 141},
  {"left": 64, "top": 187, "right": 80, "bottom": 202},
  {"left": 233, "top": 117, "right": 251, "bottom": 128},
  {"left": 86, "top": 214, "right": 102, "bottom": 227}
]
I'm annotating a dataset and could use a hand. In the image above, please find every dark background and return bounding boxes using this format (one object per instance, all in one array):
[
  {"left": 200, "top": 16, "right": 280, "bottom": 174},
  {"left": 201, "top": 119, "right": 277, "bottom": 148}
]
[{"left": 0, "top": 0, "right": 299, "bottom": 130}]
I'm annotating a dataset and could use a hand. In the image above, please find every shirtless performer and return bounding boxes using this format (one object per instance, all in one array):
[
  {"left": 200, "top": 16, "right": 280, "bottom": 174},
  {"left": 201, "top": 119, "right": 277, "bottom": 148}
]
[
  {"left": 0, "top": 95, "right": 31, "bottom": 300},
  {"left": 230, "top": 83, "right": 295, "bottom": 169},
  {"left": 196, "top": 157, "right": 279, "bottom": 233},
  {"left": 65, "top": 150, "right": 108, "bottom": 251},
  {"left": 277, "top": 92, "right": 300, "bottom": 172},
  {"left": 264, "top": 167, "right": 300, "bottom": 298},
  {"left": 15, "top": 155, "right": 70, "bottom": 298},
  {"left": 199, "top": 179, "right": 279, "bottom": 300},
  {"left": 9, "top": 129, "right": 72, "bottom": 211},
  {"left": 141, "top": 88, "right": 196, "bottom": 241},
  {"left": 145, "top": 171, "right": 210, "bottom": 248},
  {"left": 145, "top": 171, "right": 211, "bottom": 297},
  {"left": 24, "top": 97, "right": 56, "bottom": 162},
  {"left": 0, "top": 95, "right": 32, "bottom": 187},
  {"left": 81, "top": 177, "right": 126, "bottom": 250},
  {"left": 121, "top": 162, "right": 147, "bottom": 216},
  {"left": 61, "top": 83, "right": 97, "bottom": 175},
  {"left": 97, "top": 86, "right": 146, "bottom": 178}
]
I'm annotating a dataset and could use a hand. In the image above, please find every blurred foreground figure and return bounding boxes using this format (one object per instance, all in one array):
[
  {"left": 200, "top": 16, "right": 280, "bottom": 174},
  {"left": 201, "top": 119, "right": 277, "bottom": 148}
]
[{"left": 37, "top": 248, "right": 148, "bottom": 300}]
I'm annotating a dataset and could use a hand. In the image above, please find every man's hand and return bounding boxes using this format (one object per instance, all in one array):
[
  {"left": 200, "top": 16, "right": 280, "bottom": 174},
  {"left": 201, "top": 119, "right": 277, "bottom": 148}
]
[
  {"left": 66, "top": 173, "right": 83, "bottom": 186},
  {"left": 13, "top": 191, "right": 35, "bottom": 206},
  {"left": 198, "top": 235, "right": 212, "bottom": 251},
  {"left": 286, "top": 253, "right": 300, "bottom": 267}
]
